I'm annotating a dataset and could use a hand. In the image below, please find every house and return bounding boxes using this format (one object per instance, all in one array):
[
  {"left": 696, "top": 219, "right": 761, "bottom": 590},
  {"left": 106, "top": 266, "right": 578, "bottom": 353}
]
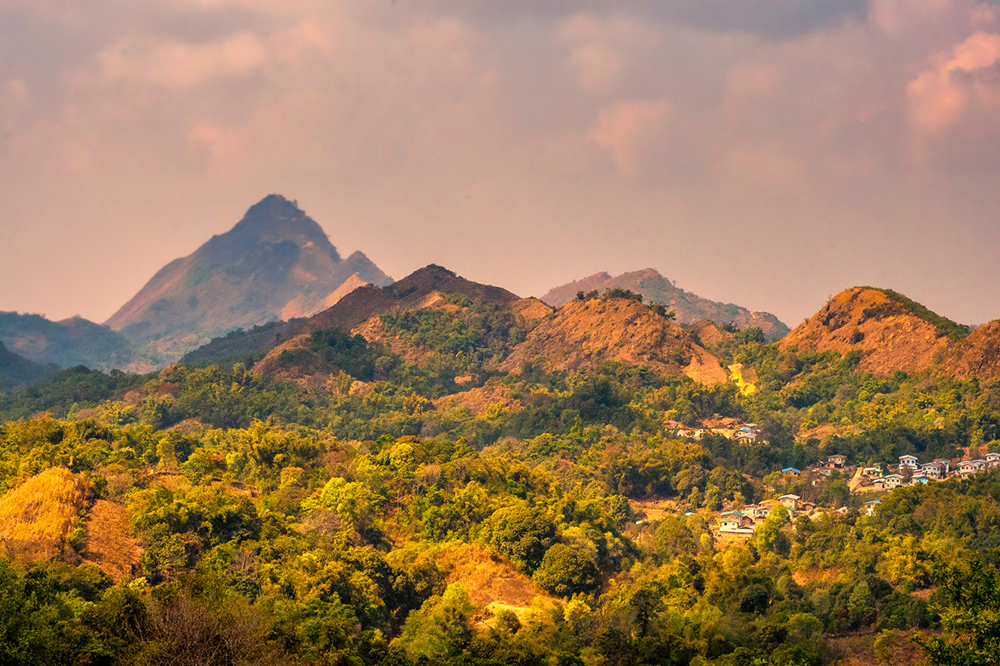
[
  {"left": 884, "top": 474, "right": 904, "bottom": 489},
  {"left": 920, "top": 462, "right": 945, "bottom": 479},
  {"left": 864, "top": 500, "right": 881, "bottom": 516},
  {"left": 987, "top": 452, "right": 1000, "bottom": 468},
  {"left": 782, "top": 467, "right": 801, "bottom": 475},
  {"left": 911, "top": 475, "right": 930, "bottom": 485},
  {"left": 960, "top": 459, "right": 986, "bottom": 475},
  {"left": 744, "top": 504, "right": 771, "bottom": 519},
  {"left": 719, "top": 512, "right": 756, "bottom": 534},
  {"left": 872, "top": 478, "right": 887, "bottom": 490},
  {"left": 799, "top": 501, "right": 817, "bottom": 514},
  {"left": 828, "top": 454, "right": 847, "bottom": 467},
  {"left": 735, "top": 431, "right": 758, "bottom": 442},
  {"left": 899, "top": 455, "right": 919, "bottom": 471},
  {"left": 778, "top": 494, "right": 801, "bottom": 510},
  {"left": 934, "top": 459, "right": 951, "bottom": 474},
  {"left": 862, "top": 466, "right": 882, "bottom": 477}
]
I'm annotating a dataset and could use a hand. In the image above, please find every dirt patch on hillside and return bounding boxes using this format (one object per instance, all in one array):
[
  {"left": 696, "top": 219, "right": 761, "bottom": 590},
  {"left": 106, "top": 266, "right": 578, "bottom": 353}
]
[
  {"left": 434, "top": 543, "right": 556, "bottom": 611},
  {"left": 434, "top": 385, "right": 521, "bottom": 416},
  {"left": 690, "top": 319, "right": 733, "bottom": 347},
  {"left": 781, "top": 287, "right": 951, "bottom": 376},
  {"left": 83, "top": 500, "right": 143, "bottom": 582}
]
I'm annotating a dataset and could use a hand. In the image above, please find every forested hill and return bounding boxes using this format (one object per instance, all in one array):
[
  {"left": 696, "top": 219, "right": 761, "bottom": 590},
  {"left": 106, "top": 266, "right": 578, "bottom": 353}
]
[
  {"left": 542, "top": 268, "right": 790, "bottom": 340},
  {"left": 3, "top": 282, "right": 1000, "bottom": 665},
  {"left": 0, "top": 311, "right": 154, "bottom": 373},
  {"left": 105, "top": 195, "right": 392, "bottom": 363}
]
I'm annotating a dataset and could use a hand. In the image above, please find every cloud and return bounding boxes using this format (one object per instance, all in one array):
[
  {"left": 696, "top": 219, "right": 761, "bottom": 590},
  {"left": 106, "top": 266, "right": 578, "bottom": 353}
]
[
  {"left": 908, "top": 31, "right": 1000, "bottom": 133},
  {"left": 588, "top": 99, "right": 670, "bottom": 173},
  {"left": 94, "top": 31, "right": 269, "bottom": 90}
]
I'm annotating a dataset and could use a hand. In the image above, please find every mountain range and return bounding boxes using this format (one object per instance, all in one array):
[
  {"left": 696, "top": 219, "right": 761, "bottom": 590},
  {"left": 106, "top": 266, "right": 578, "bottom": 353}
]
[{"left": 8, "top": 193, "right": 999, "bottom": 395}]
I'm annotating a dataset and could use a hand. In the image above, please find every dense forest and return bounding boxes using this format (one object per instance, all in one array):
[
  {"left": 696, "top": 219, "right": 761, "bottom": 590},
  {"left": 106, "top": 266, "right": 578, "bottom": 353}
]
[{"left": 2, "top": 290, "right": 1000, "bottom": 665}]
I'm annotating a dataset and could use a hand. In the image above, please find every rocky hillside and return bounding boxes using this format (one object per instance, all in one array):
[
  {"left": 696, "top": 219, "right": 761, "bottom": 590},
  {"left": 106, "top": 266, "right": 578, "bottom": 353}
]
[
  {"left": 779, "top": 287, "right": 969, "bottom": 376},
  {"left": 0, "top": 341, "right": 57, "bottom": 393},
  {"left": 0, "top": 311, "right": 152, "bottom": 373},
  {"left": 105, "top": 195, "right": 391, "bottom": 362},
  {"left": 541, "top": 269, "right": 789, "bottom": 339},
  {"left": 500, "top": 296, "right": 728, "bottom": 384}
]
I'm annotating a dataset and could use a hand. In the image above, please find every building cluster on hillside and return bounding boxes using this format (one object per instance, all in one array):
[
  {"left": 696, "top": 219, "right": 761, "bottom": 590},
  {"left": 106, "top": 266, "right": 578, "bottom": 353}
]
[
  {"left": 665, "top": 418, "right": 760, "bottom": 443},
  {"left": 864, "top": 452, "right": 1000, "bottom": 489},
  {"left": 716, "top": 450, "right": 1000, "bottom": 536},
  {"left": 718, "top": 494, "right": 833, "bottom": 535}
]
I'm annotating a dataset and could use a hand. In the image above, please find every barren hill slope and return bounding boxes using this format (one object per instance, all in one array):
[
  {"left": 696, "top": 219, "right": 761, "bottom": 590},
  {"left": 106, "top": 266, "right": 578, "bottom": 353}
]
[
  {"left": 779, "top": 287, "right": 968, "bottom": 376},
  {"left": 541, "top": 269, "right": 789, "bottom": 339},
  {"left": 500, "top": 297, "right": 728, "bottom": 383},
  {"left": 106, "top": 195, "right": 391, "bottom": 362},
  {"left": 942, "top": 320, "right": 1000, "bottom": 382}
]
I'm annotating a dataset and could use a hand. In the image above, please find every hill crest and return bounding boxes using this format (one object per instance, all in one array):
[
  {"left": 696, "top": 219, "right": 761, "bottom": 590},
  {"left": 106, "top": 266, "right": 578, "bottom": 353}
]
[{"left": 541, "top": 269, "right": 789, "bottom": 340}]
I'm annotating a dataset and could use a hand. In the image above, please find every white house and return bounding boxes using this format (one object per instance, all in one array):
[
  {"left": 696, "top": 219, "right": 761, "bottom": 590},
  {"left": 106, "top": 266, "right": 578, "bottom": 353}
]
[
  {"left": 920, "top": 462, "right": 945, "bottom": 479},
  {"left": 987, "top": 452, "right": 1000, "bottom": 469},
  {"left": 864, "top": 500, "right": 881, "bottom": 516},
  {"left": 828, "top": 454, "right": 847, "bottom": 467},
  {"left": 778, "top": 494, "right": 801, "bottom": 510},
  {"left": 884, "top": 474, "right": 904, "bottom": 489},
  {"left": 899, "top": 455, "right": 919, "bottom": 471},
  {"left": 960, "top": 460, "right": 987, "bottom": 475}
]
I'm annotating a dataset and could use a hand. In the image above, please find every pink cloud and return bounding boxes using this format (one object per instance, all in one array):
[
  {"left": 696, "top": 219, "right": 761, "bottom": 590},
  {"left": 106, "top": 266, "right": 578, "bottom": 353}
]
[
  {"left": 907, "top": 31, "right": 1000, "bottom": 133},
  {"left": 588, "top": 99, "right": 670, "bottom": 173}
]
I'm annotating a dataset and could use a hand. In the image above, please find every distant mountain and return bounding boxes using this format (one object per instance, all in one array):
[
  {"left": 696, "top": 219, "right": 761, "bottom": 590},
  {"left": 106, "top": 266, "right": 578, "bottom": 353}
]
[
  {"left": 779, "top": 287, "right": 970, "bottom": 377},
  {"left": 0, "top": 312, "right": 153, "bottom": 373},
  {"left": 540, "top": 269, "right": 790, "bottom": 340},
  {"left": 105, "top": 195, "right": 392, "bottom": 362},
  {"left": 0, "top": 341, "right": 58, "bottom": 393}
]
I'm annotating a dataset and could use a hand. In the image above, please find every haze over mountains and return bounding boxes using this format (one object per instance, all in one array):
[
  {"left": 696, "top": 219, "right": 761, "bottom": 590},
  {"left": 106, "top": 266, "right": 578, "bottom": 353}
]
[
  {"left": 7, "top": 193, "right": 1000, "bottom": 394},
  {"left": 105, "top": 195, "right": 392, "bottom": 362}
]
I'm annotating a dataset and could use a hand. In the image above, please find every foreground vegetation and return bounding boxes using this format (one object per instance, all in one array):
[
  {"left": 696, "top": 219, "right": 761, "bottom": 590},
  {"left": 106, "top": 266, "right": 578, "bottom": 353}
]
[{"left": 2, "top": 295, "right": 1000, "bottom": 665}]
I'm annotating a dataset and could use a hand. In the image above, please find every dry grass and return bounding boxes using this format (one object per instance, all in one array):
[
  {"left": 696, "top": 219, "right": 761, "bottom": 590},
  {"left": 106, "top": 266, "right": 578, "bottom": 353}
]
[
  {"left": 826, "top": 630, "right": 928, "bottom": 666},
  {"left": 83, "top": 499, "right": 143, "bottom": 582},
  {"left": 0, "top": 467, "right": 92, "bottom": 563}
]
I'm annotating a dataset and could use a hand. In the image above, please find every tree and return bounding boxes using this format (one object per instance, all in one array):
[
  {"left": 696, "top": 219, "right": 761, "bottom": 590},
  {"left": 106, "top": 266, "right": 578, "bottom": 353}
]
[
  {"left": 532, "top": 544, "right": 600, "bottom": 598},
  {"left": 393, "top": 583, "right": 474, "bottom": 660},
  {"left": 485, "top": 504, "right": 556, "bottom": 573},
  {"left": 912, "top": 556, "right": 1000, "bottom": 666}
]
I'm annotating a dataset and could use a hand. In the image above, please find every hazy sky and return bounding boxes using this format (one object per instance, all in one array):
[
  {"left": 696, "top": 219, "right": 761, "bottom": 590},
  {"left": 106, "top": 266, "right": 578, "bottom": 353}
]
[{"left": 3, "top": 0, "right": 1000, "bottom": 327}]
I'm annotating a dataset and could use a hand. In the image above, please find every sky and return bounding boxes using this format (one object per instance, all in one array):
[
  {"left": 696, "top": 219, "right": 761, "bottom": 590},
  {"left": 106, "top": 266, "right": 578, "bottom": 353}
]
[{"left": 2, "top": 0, "right": 1000, "bottom": 328}]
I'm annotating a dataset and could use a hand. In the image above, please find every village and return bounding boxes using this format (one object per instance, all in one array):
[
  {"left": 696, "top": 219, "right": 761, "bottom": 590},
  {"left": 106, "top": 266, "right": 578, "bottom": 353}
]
[{"left": 716, "top": 450, "right": 1000, "bottom": 535}]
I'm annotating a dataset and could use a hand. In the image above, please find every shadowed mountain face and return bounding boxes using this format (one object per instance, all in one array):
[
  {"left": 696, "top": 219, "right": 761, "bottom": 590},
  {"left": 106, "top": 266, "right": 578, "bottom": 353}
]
[
  {"left": 0, "top": 312, "right": 151, "bottom": 373},
  {"left": 105, "top": 195, "right": 392, "bottom": 362},
  {"left": 540, "top": 269, "right": 790, "bottom": 340},
  {"left": 0, "top": 340, "right": 58, "bottom": 393}
]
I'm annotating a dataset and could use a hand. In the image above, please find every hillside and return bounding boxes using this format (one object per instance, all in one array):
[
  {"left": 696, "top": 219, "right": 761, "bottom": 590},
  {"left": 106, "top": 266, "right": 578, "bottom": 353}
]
[
  {"left": 541, "top": 269, "right": 790, "bottom": 339},
  {"left": 779, "top": 287, "right": 964, "bottom": 376},
  {"left": 254, "top": 265, "right": 525, "bottom": 386},
  {"left": 105, "top": 195, "right": 392, "bottom": 362},
  {"left": 0, "top": 311, "right": 153, "bottom": 373},
  {"left": 500, "top": 296, "right": 728, "bottom": 383},
  {"left": 943, "top": 320, "right": 1000, "bottom": 382},
  {"left": 0, "top": 341, "right": 57, "bottom": 393}
]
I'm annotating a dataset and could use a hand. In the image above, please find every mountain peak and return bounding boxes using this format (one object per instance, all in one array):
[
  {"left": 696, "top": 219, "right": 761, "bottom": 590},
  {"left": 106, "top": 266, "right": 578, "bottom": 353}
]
[{"left": 105, "top": 196, "right": 392, "bottom": 362}]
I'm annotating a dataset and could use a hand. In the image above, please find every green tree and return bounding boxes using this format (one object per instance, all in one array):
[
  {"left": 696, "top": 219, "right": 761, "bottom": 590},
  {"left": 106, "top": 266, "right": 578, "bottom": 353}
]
[
  {"left": 913, "top": 556, "right": 1000, "bottom": 665},
  {"left": 532, "top": 544, "right": 601, "bottom": 598}
]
